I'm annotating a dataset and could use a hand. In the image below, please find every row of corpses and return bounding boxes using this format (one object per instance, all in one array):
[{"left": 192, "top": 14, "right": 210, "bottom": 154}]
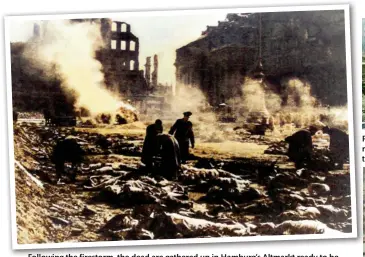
[
  {"left": 16, "top": 124, "right": 351, "bottom": 239},
  {"left": 43, "top": 158, "right": 350, "bottom": 239}
]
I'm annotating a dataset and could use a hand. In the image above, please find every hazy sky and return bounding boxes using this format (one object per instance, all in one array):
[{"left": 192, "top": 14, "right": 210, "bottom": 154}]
[{"left": 9, "top": 12, "right": 228, "bottom": 85}]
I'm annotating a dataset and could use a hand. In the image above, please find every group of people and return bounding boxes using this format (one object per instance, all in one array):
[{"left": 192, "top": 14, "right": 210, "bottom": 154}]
[
  {"left": 48, "top": 110, "right": 349, "bottom": 183},
  {"left": 141, "top": 111, "right": 195, "bottom": 179},
  {"left": 285, "top": 125, "right": 349, "bottom": 169}
]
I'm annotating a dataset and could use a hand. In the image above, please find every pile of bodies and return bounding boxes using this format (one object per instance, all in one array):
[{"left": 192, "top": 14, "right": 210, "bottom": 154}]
[{"left": 13, "top": 123, "right": 352, "bottom": 241}]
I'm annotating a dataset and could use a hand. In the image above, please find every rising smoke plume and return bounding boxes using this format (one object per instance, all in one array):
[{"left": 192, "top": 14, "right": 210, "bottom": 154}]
[
  {"left": 239, "top": 77, "right": 348, "bottom": 131},
  {"left": 23, "top": 20, "right": 135, "bottom": 118},
  {"left": 167, "top": 76, "right": 348, "bottom": 145},
  {"left": 171, "top": 84, "right": 225, "bottom": 142}
]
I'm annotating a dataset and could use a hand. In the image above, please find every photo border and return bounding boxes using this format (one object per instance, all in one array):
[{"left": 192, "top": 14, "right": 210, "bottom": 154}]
[{"left": 4, "top": 4, "right": 357, "bottom": 250}]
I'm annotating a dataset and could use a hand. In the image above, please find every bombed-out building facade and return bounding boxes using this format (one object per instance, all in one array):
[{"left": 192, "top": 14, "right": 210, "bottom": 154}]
[
  {"left": 175, "top": 11, "right": 346, "bottom": 108},
  {"left": 97, "top": 19, "right": 148, "bottom": 97}
]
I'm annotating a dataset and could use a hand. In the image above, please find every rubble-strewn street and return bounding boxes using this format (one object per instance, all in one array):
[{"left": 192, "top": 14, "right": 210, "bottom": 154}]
[{"left": 14, "top": 121, "right": 351, "bottom": 244}]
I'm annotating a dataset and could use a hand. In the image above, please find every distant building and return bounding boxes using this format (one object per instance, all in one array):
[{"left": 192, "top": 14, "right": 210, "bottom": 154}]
[
  {"left": 175, "top": 11, "right": 346, "bottom": 107},
  {"left": 96, "top": 19, "right": 148, "bottom": 98},
  {"left": 11, "top": 19, "right": 152, "bottom": 115}
]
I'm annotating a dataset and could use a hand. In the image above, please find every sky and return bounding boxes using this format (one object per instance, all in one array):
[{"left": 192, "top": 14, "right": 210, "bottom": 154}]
[{"left": 9, "top": 11, "right": 228, "bottom": 85}]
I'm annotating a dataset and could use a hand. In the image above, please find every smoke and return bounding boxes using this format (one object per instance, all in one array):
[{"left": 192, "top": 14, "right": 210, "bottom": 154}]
[
  {"left": 280, "top": 79, "right": 348, "bottom": 131},
  {"left": 241, "top": 78, "right": 281, "bottom": 114},
  {"left": 284, "top": 78, "right": 317, "bottom": 108},
  {"left": 229, "top": 77, "right": 348, "bottom": 132},
  {"left": 172, "top": 84, "right": 210, "bottom": 115},
  {"left": 170, "top": 84, "right": 225, "bottom": 142},
  {"left": 165, "top": 77, "right": 348, "bottom": 145},
  {"left": 23, "top": 20, "right": 135, "bottom": 118}
]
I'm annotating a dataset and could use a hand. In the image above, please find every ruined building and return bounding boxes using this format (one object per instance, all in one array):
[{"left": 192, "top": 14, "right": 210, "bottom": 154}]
[
  {"left": 145, "top": 57, "right": 152, "bottom": 88},
  {"left": 151, "top": 54, "right": 158, "bottom": 88},
  {"left": 144, "top": 54, "right": 159, "bottom": 90},
  {"left": 11, "top": 19, "right": 151, "bottom": 115},
  {"left": 175, "top": 11, "right": 346, "bottom": 107},
  {"left": 96, "top": 19, "right": 148, "bottom": 98}
]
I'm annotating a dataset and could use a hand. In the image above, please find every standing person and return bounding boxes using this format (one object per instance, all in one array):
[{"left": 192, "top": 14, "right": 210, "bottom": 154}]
[
  {"left": 141, "top": 119, "right": 163, "bottom": 169},
  {"left": 285, "top": 126, "right": 318, "bottom": 168},
  {"left": 322, "top": 126, "right": 349, "bottom": 167},
  {"left": 169, "top": 111, "right": 195, "bottom": 163}
]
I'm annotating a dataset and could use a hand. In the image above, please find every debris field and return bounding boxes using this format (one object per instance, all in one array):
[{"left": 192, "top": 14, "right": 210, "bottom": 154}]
[{"left": 13, "top": 122, "right": 352, "bottom": 244}]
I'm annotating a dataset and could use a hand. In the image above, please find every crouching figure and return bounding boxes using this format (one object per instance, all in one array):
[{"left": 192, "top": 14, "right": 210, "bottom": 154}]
[
  {"left": 285, "top": 126, "right": 318, "bottom": 169},
  {"left": 155, "top": 133, "right": 181, "bottom": 180},
  {"left": 322, "top": 126, "right": 349, "bottom": 168},
  {"left": 51, "top": 136, "right": 84, "bottom": 183}
]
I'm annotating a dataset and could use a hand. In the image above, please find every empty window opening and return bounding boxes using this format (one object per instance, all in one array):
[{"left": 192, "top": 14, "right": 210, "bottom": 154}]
[
  {"left": 121, "top": 23, "right": 127, "bottom": 32},
  {"left": 111, "top": 40, "right": 117, "bottom": 49},
  {"left": 130, "top": 60, "right": 135, "bottom": 70},
  {"left": 121, "top": 41, "right": 126, "bottom": 50},
  {"left": 112, "top": 22, "right": 117, "bottom": 32},
  {"left": 130, "top": 41, "right": 136, "bottom": 51}
]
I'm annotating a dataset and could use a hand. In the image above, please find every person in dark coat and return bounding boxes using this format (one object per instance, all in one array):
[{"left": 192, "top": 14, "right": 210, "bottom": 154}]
[
  {"left": 322, "top": 126, "right": 349, "bottom": 167},
  {"left": 141, "top": 119, "right": 163, "bottom": 169},
  {"left": 285, "top": 126, "right": 318, "bottom": 168},
  {"left": 169, "top": 112, "right": 195, "bottom": 163},
  {"left": 51, "top": 136, "right": 84, "bottom": 182},
  {"left": 156, "top": 133, "right": 181, "bottom": 180}
]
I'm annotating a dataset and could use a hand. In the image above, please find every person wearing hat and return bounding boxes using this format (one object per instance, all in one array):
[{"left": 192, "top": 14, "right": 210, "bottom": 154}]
[{"left": 169, "top": 111, "right": 195, "bottom": 163}]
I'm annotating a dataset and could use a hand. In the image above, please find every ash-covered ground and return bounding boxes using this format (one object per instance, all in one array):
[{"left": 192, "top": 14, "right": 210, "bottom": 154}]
[{"left": 13, "top": 121, "right": 351, "bottom": 244}]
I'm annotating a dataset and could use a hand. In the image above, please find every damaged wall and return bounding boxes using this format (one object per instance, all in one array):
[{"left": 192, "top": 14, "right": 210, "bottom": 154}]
[
  {"left": 95, "top": 19, "right": 148, "bottom": 98},
  {"left": 175, "top": 10, "right": 346, "bottom": 107}
]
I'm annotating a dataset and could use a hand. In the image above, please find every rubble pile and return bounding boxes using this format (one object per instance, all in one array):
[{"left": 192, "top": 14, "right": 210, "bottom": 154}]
[
  {"left": 94, "top": 108, "right": 139, "bottom": 125},
  {"left": 13, "top": 123, "right": 351, "bottom": 244}
]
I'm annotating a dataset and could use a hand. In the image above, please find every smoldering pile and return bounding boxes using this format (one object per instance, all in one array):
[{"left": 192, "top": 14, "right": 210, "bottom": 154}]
[
  {"left": 94, "top": 108, "right": 139, "bottom": 125},
  {"left": 77, "top": 105, "right": 139, "bottom": 128}
]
